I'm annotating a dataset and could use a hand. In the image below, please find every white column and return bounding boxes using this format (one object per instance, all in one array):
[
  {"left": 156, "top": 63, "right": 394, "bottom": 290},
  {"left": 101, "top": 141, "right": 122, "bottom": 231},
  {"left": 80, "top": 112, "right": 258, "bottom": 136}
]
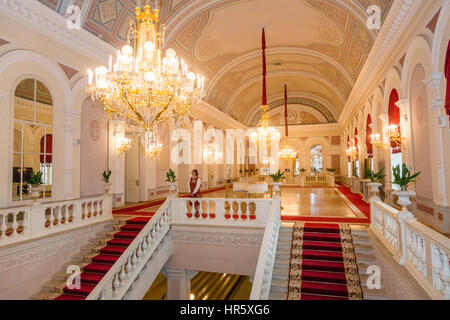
[
  {"left": 424, "top": 73, "right": 449, "bottom": 208},
  {"left": 63, "top": 112, "right": 79, "bottom": 200},
  {"left": 162, "top": 269, "right": 198, "bottom": 300}
]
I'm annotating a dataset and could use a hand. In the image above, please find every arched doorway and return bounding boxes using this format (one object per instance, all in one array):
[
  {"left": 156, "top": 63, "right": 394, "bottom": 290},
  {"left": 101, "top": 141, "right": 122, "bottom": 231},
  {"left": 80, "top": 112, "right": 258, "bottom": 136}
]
[
  {"left": 388, "top": 89, "right": 402, "bottom": 190},
  {"left": 310, "top": 144, "right": 323, "bottom": 174}
]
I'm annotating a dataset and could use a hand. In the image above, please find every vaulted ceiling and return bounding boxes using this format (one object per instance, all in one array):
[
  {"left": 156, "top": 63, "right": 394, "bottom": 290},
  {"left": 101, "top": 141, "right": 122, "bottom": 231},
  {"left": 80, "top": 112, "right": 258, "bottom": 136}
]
[{"left": 39, "top": 0, "right": 393, "bottom": 126}]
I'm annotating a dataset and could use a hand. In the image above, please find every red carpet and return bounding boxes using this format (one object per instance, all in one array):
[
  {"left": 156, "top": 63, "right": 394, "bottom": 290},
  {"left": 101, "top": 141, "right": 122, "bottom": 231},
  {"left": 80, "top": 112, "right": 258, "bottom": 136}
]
[
  {"left": 54, "top": 216, "right": 151, "bottom": 300},
  {"left": 287, "top": 223, "right": 363, "bottom": 300}
]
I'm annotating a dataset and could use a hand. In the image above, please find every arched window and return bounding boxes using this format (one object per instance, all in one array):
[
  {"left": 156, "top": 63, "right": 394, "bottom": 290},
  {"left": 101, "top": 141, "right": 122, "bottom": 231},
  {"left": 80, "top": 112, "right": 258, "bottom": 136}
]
[
  {"left": 388, "top": 89, "right": 402, "bottom": 190},
  {"left": 366, "top": 115, "right": 373, "bottom": 159},
  {"left": 310, "top": 144, "right": 323, "bottom": 174},
  {"left": 445, "top": 39, "right": 450, "bottom": 121},
  {"left": 13, "top": 79, "right": 53, "bottom": 201}
]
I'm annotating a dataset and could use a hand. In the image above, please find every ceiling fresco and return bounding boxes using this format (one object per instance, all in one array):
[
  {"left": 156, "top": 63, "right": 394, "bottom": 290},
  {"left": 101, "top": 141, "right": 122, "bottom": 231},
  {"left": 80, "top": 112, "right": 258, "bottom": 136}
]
[{"left": 39, "top": 0, "right": 393, "bottom": 125}]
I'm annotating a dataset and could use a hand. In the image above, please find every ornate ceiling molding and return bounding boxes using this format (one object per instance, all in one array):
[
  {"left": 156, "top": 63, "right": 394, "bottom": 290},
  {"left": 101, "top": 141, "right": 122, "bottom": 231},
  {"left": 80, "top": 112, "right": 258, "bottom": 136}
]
[
  {"left": 0, "top": 0, "right": 116, "bottom": 61},
  {"left": 205, "top": 47, "right": 355, "bottom": 97},
  {"left": 224, "top": 70, "right": 346, "bottom": 114}
]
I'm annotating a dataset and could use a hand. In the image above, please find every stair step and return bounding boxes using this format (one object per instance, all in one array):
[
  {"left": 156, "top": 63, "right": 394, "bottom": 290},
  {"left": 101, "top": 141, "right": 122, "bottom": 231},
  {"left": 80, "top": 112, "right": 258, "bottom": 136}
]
[
  {"left": 304, "top": 224, "right": 341, "bottom": 234},
  {"left": 91, "top": 254, "right": 120, "bottom": 264},
  {"left": 100, "top": 246, "right": 127, "bottom": 255},
  {"left": 301, "top": 281, "right": 348, "bottom": 297},
  {"left": 300, "top": 293, "right": 348, "bottom": 300},
  {"left": 121, "top": 224, "right": 145, "bottom": 232},
  {"left": 302, "top": 250, "right": 343, "bottom": 261},
  {"left": 302, "top": 241, "right": 342, "bottom": 251},
  {"left": 79, "top": 272, "right": 104, "bottom": 285},
  {"left": 301, "top": 270, "right": 347, "bottom": 284},
  {"left": 107, "top": 238, "right": 133, "bottom": 247},
  {"left": 302, "top": 259, "right": 345, "bottom": 273},
  {"left": 83, "top": 263, "right": 112, "bottom": 274},
  {"left": 303, "top": 233, "right": 341, "bottom": 242},
  {"left": 63, "top": 283, "right": 96, "bottom": 296},
  {"left": 126, "top": 217, "right": 151, "bottom": 225},
  {"left": 54, "top": 294, "right": 86, "bottom": 300},
  {"left": 114, "top": 231, "right": 139, "bottom": 239}
]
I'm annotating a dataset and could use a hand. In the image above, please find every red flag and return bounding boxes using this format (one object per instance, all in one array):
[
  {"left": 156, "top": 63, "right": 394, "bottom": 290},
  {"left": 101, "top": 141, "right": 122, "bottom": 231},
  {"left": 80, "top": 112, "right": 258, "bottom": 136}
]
[
  {"left": 261, "top": 28, "right": 267, "bottom": 106},
  {"left": 284, "top": 85, "right": 288, "bottom": 137}
]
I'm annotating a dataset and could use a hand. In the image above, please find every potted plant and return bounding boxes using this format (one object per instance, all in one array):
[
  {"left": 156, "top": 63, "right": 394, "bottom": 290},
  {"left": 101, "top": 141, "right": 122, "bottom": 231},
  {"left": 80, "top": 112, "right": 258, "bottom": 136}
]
[
  {"left": 365, "top": 168, "right": 385, "bottom": 200},
  {"left": 239, "top": 169, "right": 243, "bottom": 177},
  {"left": 24, "top": 170, "right": 43, "bottom": 201},
  {"left": 102, "top": 169, "right": 112, "bottom": 193},
  {"left": 392, "top": 164, "right": 421, "bottom": 216},
  {"left": 166, "top": 168, "right": 177, "bottom": 197},
  {"left": 270, "top": 169, "right": 285, "bottom": 196},
  {"left": 300, "top": 168, "right": 306, "bottom": 175},
  {"left": 326, "top": 168, "right": 336, "bottom": 176}
]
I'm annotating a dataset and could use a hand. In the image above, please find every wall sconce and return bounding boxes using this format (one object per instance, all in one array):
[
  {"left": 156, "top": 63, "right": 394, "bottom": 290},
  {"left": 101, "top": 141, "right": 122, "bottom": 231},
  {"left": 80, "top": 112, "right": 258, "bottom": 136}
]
[
  {"left": 117, "top": 137, "right": 131, "bottom": 157},
  {"left": 370, "top": 133, "right": 384, "bottom": 147},
  {"left": 345, "top": 146, "right": 358, "bottom": 159},
  {"left": 383, "top": 124, "right": 404, "bottom": 146}
]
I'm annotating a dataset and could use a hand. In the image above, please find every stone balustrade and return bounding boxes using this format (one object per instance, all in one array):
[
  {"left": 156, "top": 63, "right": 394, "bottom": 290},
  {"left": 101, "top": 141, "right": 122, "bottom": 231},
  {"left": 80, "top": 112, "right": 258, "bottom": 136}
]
[{"left": 0, "top": 195, "right": 112, "bottom": 247}]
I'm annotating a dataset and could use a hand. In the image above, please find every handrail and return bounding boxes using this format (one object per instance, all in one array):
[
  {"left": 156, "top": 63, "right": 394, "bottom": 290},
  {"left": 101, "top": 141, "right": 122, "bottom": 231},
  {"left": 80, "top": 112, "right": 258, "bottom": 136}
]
[
  {"left": 370, "top": 198, "right": 449, "bottom": 299},
  {"left": 0, "top": 195, "right": 112, "bottom": 247},
  {"left": 250, "top": 198, "right": 281, "bottom": 300},
  {"left": 86, "top": 199, "right": 172, "bottom": 300}
]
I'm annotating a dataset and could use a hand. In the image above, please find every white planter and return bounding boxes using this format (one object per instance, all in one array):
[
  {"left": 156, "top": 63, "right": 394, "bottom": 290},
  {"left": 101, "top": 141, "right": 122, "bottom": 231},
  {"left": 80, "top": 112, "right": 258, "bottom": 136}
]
[
  {"left": 29, "top": 187, "right": 41, "bottom": 200},
  {"left": 393, "top": 191, "right": 416, "bottom": 219},
  {"left": 104, "top": 182, "right": 111, "bottom": 194},
  {"left": 272, "top": 182, "right": 282, "bottom": 198},
  {"left": 367, "top": 182, "right": 382, "bottom": 200},
  {"left": 168, "top": 182, "right": 177, "bottom": 198}
]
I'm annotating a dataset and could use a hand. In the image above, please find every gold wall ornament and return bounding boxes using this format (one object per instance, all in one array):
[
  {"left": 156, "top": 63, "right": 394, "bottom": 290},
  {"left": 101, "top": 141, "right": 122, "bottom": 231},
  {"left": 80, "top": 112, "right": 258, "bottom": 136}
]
[
  {"left": 87, "top": 2, "right": 205, "bottom": 134},
  {"left": 383, "top": 124, "right": 404, "bottom": 146},
  {"left": 370, "top": 133, "right": 384, "bottom": 147},
  {"left": 117, "top": 137, "right": 131, "bottom": 157},
  {"left": 345, "top": 146, "right": 358, "bottom": 159}
]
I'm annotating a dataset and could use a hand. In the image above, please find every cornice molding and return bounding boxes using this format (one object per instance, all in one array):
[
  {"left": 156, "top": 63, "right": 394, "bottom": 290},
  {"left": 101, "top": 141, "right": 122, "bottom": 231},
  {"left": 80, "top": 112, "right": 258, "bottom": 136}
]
[
  {"left": 338, "top": 0, "right": 426, "bottom": 127},
  {"left": 0, "top": 0, "right": 116, "bottom": 62}
]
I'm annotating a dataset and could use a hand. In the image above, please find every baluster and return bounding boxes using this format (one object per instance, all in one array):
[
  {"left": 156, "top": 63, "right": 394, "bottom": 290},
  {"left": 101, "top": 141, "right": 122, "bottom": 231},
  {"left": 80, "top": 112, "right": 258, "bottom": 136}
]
[
  {"left": 420, "top": 238, "right": 427, "bottom": 277},
  {"left": 241, "top": 200, "right": 248, "bottom": 220},
  {"left": 56, "top": 206, "right": 62, "bottom": 227},
  {"left": 49, "top": 207, "right": 55, "bottom": 228},
  {"left": 98, "top": 289, "right": 105, "bottom": 300},
  {"left": 113, "top": 273, "right": 120, "bottom": 297},
  {"left": 197, "top": 200, "right": 203, "bottom": 219},
  {"left": 88, "top": 202, "right": 92, "bottom": 218},
  {"left": 131, "top": 249, "right": 137, "bottom": 269},
  {"left": 142, "top": 233, "right": 148, "bottom": 251},
  {"left": 0, "top": 214, "right": 6, "bottom": 239},
  {"left": 439, "top": 249, "right": 449, "bottom": 298},
  {"left": 125, "top": 257, "right": 132, "bottom": 276},
  {"left": 415, "top": 234, "right": 423, "bottom": 271},
  {"left": 431, "top": 244, "right": 443, "bottom": 291},
  {"left": 61, "top": 206, "right": 68, "bottom": 224},
  {"left": 11, "top": 212, "right": 18, "bottom": 236},
  {"left": 205, "top": 201, "right": 210, "bottom": 219},
  {"left": 186, "top": 200, "right": 192, "bottom": 218},
  {"left": 411, "top": 231, "right": 418, "bottom": 266},
  {"left": 119, "top": 263, "right": 127, "bottom": 283},
  {"left": 137, "top": 240, "right": 143, "bottom": 259}
]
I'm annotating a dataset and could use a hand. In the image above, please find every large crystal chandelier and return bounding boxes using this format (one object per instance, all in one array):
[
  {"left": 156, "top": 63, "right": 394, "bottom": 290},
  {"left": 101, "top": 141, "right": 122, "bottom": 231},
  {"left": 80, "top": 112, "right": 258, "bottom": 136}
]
[
  {"left": 87, "top": 1, "right": 205, "bottom": 136},
  {"left": 279, "top": 85, "right": 297, "bottom": 161},
  {"left": 250, "top": 29, "right": 280, "bottom": 146}
]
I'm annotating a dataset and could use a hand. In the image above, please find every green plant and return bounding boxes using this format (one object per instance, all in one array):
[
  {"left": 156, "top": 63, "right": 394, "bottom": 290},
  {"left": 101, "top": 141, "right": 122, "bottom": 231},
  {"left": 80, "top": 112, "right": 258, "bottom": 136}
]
[
  {"left": 300, "top": 168, "right": 306, "bottom": 173},
  {"left": 102, "top": 169, "right": 112, "bottom": 183},
  {"left": 165, "top": 168, "right": 177, "bottom": 183},
  {"left": 23, "top": 170, "right": 43, "bottom": 188},
  {"left": 270, "top": 169, "right": 286, "bottom": 182},
  {"left": 366, "top": 168, "right": 386, "bottom": 183},
  {"left": 392, "top": 164, "right": 421, "bottom": 191},
  {"left": 326, "top": 168, "right": 336, "bottom": 173}
]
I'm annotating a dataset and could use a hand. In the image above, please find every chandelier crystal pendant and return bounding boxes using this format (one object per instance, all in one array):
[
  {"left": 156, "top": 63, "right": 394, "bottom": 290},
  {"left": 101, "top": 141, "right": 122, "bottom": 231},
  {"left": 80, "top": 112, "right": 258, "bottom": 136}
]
[
  {"left": 87, "top": 1, "right": 205, "bottom": 135},
  {"left": 279, "top": 85, "right": 297, "bottom": 161},
  {"left": 250, "top": 28, "right": 280, "bottom": 146}
]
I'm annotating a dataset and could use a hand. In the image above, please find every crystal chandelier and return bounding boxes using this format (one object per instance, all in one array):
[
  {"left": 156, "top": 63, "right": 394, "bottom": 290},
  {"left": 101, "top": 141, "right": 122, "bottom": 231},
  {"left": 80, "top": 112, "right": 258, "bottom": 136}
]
[
  {"left": 279, "top": 85, "right": 297, "bottom": 161},
  {"left": 87, "top": 1, "right": 205, "bottom": 134},
  {"left": 250, "top": 28, "right": 280, "bottom": 146},
  {"left": 384, "top": 124, "right": 403, "bottom": 146}
]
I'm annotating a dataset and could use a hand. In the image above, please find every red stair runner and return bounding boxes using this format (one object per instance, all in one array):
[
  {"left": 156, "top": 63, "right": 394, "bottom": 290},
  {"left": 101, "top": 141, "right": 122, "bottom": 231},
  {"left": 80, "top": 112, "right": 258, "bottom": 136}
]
[
  {"left": 287, "top": 223, "right": 363, "bottom": 300},
  {"left": 54, "top": 216, "right": 151, "bottom": 300}
]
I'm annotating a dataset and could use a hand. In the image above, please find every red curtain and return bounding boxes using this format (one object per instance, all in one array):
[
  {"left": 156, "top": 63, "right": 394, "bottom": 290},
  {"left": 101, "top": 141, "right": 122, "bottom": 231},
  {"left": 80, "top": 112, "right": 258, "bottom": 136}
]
[
  {"left": 347, "top": 135, "right": 350, "bottom": 162},
  {"left": 40, "top": 134, "right": 53, "bottom": 164},
  {"left": 354, "top": 127, "right": 359, "bottom": 159},
  {"left": 366, "top": 114, "right": 373, "bottom": 158},
  {"left": 445, "top": 39, "right": 450, "bottom": 121},
  {"left": 388, "top": 89, "right": 401, "bottom": 154}
]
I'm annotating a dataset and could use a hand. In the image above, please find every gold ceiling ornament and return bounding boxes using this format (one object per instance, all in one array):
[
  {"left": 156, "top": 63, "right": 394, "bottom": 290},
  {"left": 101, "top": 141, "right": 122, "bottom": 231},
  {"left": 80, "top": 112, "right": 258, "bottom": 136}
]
[
  {"left": 279, "top": 85, "right": 297, "bottom": 161},
  {"left": 88, "top": 1, "right": 205, "bottom": 134}
]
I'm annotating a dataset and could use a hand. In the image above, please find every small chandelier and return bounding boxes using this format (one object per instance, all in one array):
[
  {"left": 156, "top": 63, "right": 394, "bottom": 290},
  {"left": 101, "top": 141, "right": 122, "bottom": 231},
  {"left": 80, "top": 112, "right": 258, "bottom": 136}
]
[
  {"left": 345, "top": 146, "right": 358, "bottom": 159},
  {"left": 384, "top": 124, "right": 403, "bottom": 146},
  {"left": 88, "top": 1, "right": 205, "bottom": 134},
  {"left": 279, "top": 85, "right": 297, "bottom": 161},
  {"left": 117, "top": 137, "right": 131, "bottom": 157},
  {"left": 250, "top": 28, "right": 280, "bottom": 147},
  {"left": 370, "top": 133, "right": 384, "bottom": 147},
  {"left": 279, "top": 142, "right": 297, "bottom": 160},
  {"left": 142, "top": 129, "right": 162, "bottom": 159}
]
